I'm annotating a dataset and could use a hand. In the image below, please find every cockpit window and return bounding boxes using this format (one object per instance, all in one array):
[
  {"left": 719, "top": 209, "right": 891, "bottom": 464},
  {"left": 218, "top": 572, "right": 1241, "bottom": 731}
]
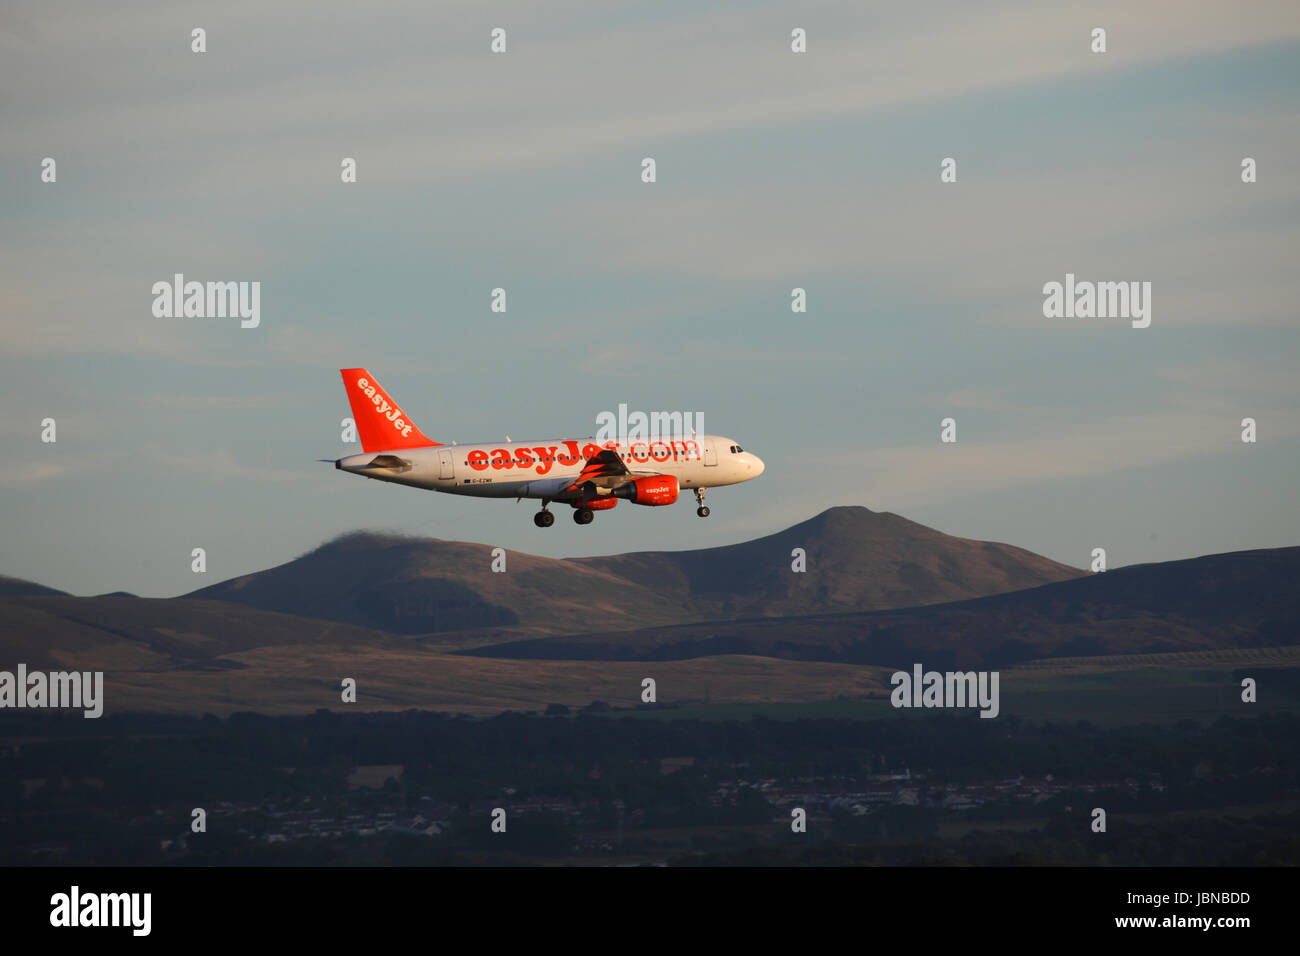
[{"left": 735, "top": 445, "right": 743, "bottom": 452}]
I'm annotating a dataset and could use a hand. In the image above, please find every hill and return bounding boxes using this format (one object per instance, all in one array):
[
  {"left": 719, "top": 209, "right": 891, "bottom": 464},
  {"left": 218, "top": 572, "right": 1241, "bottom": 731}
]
[
  {"left": 0, "top": 593, "right": 405, "bottom": 671},
  {"left": 463, "top": 546, "right": 1300, "bottom": 670},
  {"left": 570, "top": 506, "right": 1081, "bottom": 619},
  {"left": 1, "top": 541, "right": 1294, "bottom": 716},
  {"left": 0, "top": 575, "right": 68, "bottom": 598},
  {"left": 185, "top": 507, "right": 1084, "bottom": 635}
]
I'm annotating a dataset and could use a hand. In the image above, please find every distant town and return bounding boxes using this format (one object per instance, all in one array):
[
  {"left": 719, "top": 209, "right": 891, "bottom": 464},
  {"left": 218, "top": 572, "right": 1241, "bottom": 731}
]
[{"left": 4, "top": 707, "right": 1294, "bottom": 866}]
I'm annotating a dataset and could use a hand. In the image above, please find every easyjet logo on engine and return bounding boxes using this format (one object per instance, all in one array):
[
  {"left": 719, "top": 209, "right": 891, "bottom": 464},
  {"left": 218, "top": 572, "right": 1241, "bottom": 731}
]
[
  {"left": 622, "top": 474, "right": 679, "bottom": 506},
  {"left": 466, "top": 439, "right": 701, "bottom": 475},
  {"left": 355, "top": 376, "right": 414, "bottom": 438}
]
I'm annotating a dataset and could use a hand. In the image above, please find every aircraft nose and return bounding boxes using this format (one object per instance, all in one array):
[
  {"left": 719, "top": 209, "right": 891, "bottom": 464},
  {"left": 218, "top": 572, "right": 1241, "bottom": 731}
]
[{"left": 751, "top": 455, "right": 765, "bottom": 476}]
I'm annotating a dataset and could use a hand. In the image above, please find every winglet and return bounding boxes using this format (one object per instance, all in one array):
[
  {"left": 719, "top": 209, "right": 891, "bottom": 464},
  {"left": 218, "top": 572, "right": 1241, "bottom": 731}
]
[{"left": 340, "top": 368, "right": 440, "bottom": 452}]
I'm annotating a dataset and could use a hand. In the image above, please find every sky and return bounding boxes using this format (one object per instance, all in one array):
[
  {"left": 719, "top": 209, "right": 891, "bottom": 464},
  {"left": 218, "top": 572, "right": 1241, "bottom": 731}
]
[{"left": 2, "top": 0, "right": 1298, "bottom": 597}]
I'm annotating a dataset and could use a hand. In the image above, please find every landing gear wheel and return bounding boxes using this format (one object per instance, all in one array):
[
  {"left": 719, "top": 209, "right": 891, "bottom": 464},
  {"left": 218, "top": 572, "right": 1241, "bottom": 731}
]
[
  {"left": 534, "top": 510, "right": 554, "bottom": 528},
  {"left": 693, "top": 487, "right": 709, "bottom": 518},
  {"left": 697, "top": 506, "right": 710, "bottom": 517},
  {"left": 574, "top": 507, "right": 594, "bottom": 525}
]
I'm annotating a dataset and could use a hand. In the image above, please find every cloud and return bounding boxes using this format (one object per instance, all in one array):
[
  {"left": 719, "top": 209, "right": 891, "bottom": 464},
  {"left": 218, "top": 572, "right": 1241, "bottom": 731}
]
[
  {"left": 1156, "top": 361, "right": 1300, "bottom": 402},
  {"left": 146, "top": 446, "right": 305, "bottom": 484},
  {"left": 931, "top": 387, "right": 1017, "bottom": 411},
  {"left": 140, "top": 394, "right": 271, "bottom": 410},
  {"left": 805, "top": 409, "right": 1300, "bottom": 507},
  {"left": 548, "top": 140, "right": 1300, "bottom": 331},
  {"left": 0, "top": 461, "right": 74, "bottom": 486},
  {"left": 4, "top": 1, "right": 1297, "bottom": 191}
]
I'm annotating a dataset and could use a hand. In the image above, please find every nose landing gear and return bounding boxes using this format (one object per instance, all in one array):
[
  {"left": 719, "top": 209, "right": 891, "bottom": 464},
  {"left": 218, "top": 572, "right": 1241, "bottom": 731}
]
[
  {"left": 534, "top": 501, "right": 555, "bottom": 527},
  {"left": 694, "top": 487, "right": 710, "bottom": 518}
]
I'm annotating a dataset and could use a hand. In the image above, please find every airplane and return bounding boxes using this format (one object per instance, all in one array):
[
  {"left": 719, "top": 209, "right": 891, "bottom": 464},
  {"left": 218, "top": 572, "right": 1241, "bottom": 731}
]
[{"left": 331, "top": 368, "right": 765, "bottom": 526}]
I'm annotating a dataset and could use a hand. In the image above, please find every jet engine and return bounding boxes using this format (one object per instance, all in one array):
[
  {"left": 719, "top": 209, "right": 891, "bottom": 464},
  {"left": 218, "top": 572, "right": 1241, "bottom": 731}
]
[{"left": 613, "top": 475, "right": 679, "bottom": 506}]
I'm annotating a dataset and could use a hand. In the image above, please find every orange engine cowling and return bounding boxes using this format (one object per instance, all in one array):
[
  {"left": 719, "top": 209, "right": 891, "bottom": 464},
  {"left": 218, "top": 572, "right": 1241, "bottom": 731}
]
[
  {"left": 614, "top": 474, "right": 679, "bottom": 506},
  {"left": 578, "top": 496, "right": 618, "bottom": 510}
]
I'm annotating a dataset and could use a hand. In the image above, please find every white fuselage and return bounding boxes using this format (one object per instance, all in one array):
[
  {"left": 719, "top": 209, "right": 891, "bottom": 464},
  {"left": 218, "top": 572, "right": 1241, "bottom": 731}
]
[{"left": 336, "top": 435, "right": 764, "bottom": 500}]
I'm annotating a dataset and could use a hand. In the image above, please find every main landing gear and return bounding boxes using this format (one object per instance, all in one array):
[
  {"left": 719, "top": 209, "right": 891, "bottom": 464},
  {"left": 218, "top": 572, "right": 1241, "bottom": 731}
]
[
  {"left": 694, "top": 487, "right": 710, "bottom": 518},
  {"left": 536, "top": 492, "right": 708, "bottom": 525},
  {"left": 534, "top": 499, "right": 595, "bottom": 526}
]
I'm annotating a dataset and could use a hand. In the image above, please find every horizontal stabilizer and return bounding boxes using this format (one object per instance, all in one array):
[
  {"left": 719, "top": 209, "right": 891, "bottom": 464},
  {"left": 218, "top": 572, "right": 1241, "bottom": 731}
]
[{"left": 360, "top": 454, "right": 413, "bottom": 472}]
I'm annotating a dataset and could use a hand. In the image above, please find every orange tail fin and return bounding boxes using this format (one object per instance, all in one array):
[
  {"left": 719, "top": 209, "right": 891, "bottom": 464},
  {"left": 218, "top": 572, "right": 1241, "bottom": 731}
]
[{"left": 340, "top": 368, "right": 439, "bottom": 452}]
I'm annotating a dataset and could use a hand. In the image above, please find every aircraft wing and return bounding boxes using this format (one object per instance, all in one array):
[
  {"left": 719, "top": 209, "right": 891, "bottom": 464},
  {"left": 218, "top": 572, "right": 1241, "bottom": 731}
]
[{"left": 561, "top": 447, "right": 635, "bottom": 495}]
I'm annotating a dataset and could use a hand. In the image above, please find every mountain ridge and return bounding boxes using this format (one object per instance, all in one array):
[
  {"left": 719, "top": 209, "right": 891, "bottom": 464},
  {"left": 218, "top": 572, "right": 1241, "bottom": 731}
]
[
  {"left": 462, "top": 545, "right": 1300, "bottom": 669},
  {"left": 182, "top": 505, "right": 1085, "bottom": 635}
]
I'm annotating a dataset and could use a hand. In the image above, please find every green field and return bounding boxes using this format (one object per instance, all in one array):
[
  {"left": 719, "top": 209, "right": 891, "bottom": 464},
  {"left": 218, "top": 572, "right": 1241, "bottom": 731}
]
[{"left": 596, "top": 661, "right": 1300, "bottom": 726}]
